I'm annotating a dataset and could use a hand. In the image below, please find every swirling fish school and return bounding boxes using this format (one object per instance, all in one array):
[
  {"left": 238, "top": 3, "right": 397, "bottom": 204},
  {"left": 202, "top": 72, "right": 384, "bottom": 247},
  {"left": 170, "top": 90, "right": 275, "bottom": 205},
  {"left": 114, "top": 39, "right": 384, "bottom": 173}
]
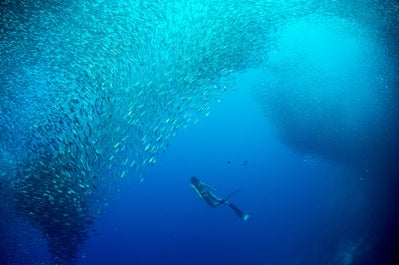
[{"left": 0, "top": 0, "right": 397, "bottom": 264}]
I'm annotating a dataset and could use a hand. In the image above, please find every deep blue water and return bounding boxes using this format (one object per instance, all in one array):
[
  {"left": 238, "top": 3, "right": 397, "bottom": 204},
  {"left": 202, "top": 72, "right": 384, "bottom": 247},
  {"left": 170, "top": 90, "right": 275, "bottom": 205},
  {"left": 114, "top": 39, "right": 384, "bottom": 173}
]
[{"left": 78, "top": 74, "right": 395, "bottom": 265}]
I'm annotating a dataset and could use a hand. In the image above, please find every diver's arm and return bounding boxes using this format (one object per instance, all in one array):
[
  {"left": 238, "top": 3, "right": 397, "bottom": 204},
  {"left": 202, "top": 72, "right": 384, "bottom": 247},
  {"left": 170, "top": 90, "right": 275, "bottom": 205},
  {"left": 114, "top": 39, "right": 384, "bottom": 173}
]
[
  {"left": 200, "top": 182, "right": 217, "bottom": 192},
  {"left": 191, "top": 184, "right": 204, "bottom": 200}
]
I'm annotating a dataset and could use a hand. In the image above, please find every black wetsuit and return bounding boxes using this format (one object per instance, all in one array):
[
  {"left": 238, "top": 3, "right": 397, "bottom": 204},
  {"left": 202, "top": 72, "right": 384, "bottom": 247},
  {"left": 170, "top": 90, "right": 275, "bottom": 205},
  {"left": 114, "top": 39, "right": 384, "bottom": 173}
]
[{"left": 190, "top": 177, "right": 250, "bottom": 221}]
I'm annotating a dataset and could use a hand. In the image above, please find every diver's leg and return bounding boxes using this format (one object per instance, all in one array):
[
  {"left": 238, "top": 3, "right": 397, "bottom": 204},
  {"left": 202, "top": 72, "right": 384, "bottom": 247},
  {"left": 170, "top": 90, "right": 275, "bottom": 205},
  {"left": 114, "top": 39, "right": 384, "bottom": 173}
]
[
  {"left": 224, "top": 189, "right": 241, "bottom": 201},
  {"left": 209, "top": 199, "right": 226, "bottom": 207},
  {"left": 203, "top": 192, "right": 225, "bottom": 207},
  {"left": 225, "top": 202, "right": 250, "bottom": 221}
]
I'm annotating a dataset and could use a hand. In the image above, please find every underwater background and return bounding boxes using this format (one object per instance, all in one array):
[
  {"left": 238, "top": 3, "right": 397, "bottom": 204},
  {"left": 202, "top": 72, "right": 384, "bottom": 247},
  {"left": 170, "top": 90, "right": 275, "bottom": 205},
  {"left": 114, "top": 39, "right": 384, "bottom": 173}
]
[{"left": 1, "top": 1, "right": 398, "bottom": 265}]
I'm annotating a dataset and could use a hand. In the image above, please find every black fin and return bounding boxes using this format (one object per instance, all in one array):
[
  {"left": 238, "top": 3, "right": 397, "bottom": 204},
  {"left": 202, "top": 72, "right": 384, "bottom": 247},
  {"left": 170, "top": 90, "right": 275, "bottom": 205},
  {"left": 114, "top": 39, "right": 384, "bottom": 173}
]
[
  {"left": 227, "top": 202, "right": 250, "bottom": 221},
  {"left": 224, "top": 189, "right": 241, "bottom": 201}
]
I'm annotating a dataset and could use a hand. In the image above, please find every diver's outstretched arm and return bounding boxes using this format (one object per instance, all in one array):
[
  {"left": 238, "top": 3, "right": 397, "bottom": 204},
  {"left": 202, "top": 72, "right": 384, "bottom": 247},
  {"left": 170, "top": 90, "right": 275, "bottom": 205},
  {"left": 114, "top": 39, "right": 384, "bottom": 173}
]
[
  {"left": 225, "top": 202, "right": 250, "bottom": 221},
  {"left": 190, "top": 184, "right": 204, "bottom": 200},
  {"left": 200, "top": 182, "right": 217, "bottom": 192}
]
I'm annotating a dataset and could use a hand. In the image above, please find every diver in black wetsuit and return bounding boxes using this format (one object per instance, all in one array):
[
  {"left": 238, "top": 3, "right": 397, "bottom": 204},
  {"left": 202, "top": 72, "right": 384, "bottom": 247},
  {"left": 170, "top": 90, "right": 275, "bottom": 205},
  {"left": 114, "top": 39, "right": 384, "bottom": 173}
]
[{"left": 190, "top": 176, "right": 250, "bottom": 221}]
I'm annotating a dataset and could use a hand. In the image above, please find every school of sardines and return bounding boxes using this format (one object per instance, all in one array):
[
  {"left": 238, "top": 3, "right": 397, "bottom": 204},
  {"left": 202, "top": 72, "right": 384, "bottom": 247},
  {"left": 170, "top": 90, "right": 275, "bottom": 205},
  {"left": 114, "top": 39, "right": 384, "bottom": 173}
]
[{"left": 0, "top": 0, "right": 397, "bottom": 264}]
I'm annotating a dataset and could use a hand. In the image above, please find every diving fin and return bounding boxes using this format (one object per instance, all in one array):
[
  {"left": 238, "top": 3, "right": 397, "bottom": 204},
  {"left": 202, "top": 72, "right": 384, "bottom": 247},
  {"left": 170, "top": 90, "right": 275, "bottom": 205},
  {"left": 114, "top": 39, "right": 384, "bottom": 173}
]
[
  {"left": 226, "top": 202, "right": 250, "bottom": 221},
  {"left": 224, "top": 189, "right": 241, "bottom": 201}
]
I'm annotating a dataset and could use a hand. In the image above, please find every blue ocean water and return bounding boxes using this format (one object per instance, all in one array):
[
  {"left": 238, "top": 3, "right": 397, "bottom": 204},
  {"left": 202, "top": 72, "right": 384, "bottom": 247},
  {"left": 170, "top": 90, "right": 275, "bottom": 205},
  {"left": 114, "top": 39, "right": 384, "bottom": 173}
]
[
  {"left": 81, "top": 80, "right": 329, "bottom": 265},
  {"left": 79, "top": 73, "right": 396, "bottom": 265},
  {"left": 1, "top": 1, "right": 399, "bottom": 265}
]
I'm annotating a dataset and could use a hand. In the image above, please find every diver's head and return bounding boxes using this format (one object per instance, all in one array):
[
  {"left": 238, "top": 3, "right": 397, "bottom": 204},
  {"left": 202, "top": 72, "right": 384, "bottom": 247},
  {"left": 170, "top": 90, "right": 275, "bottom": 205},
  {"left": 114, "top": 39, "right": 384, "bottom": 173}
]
[{"left": 190, "top": 176, "right": 200, "bottom": 185}]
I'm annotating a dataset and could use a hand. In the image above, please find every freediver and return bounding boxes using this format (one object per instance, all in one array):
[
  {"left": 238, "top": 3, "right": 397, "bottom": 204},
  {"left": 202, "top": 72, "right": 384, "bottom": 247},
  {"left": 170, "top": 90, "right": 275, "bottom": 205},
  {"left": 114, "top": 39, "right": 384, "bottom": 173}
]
[{"left": 190, "top": 176, "right": 250, "bottom": 221}]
